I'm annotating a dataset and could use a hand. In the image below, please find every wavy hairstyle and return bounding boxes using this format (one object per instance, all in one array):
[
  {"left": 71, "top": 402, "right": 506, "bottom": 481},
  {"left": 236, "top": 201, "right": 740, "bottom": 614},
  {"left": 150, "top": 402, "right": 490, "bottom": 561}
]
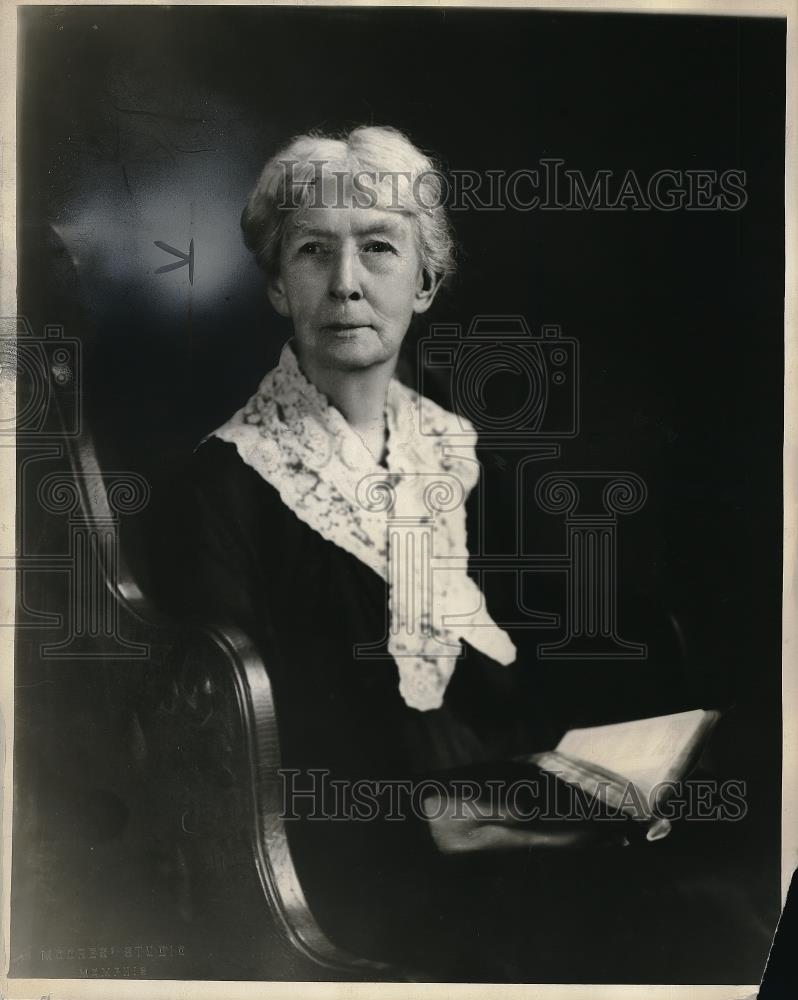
[{"left": 241, "top": 125, "right": 456, "bottom": 287}]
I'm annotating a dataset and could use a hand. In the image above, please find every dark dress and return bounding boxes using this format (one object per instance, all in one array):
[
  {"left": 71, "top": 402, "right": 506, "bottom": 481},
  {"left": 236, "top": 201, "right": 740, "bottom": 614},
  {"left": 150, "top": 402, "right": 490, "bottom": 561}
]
[
  {"left": 188, "top": 436, "right": 769, "bottom": 984},
  {"left": 190, "top": 436, "right": 555, "bottom": 773}
]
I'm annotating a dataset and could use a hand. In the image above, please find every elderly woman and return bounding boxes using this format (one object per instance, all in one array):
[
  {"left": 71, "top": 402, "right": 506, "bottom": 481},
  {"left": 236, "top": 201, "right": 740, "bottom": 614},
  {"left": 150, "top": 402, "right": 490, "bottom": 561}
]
[
  {"left": 189, "top": 126, "right": 723, "bottom": 981},
  {"left": 193, "top": 124, "right": 551, "bottom": 803}
]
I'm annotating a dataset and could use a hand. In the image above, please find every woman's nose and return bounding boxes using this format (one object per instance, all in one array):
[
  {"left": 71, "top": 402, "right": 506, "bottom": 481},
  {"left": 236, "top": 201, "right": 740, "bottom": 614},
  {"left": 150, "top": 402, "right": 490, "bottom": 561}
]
[{"left": 328, "top": 250, "right": 363, "bottom": 302}]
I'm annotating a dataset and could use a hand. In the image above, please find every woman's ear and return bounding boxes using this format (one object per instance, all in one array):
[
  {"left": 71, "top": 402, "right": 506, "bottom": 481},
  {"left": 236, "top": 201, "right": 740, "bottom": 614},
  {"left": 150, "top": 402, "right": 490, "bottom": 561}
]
[
  {"left": 413, "top": 268, "right": 442, "bottom": 315},
  {"left": 267, "top": 275, "right": 292, "bottom": 318}
]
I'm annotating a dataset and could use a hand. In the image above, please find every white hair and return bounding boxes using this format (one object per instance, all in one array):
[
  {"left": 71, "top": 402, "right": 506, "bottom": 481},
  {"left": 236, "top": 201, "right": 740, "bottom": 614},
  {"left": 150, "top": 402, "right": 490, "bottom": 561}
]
[{"left": 241, "top": 125, "right": 456, "bottom": 285}]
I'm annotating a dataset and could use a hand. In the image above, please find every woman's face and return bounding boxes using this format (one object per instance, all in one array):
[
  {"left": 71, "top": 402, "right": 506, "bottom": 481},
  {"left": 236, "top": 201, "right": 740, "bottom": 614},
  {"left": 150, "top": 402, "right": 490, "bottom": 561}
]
[{"left": 267, "top": 203, "right": 440, "bottom": 373}]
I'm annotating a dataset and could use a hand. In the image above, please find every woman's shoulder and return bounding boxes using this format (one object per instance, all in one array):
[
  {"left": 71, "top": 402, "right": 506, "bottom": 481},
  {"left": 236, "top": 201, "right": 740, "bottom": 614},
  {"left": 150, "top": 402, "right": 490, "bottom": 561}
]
[
  {"left": 192, "top": 432, "right": 250, "bottom": 481},
  {"left": 190, "top": 433, "right": 285, "bottom": 516}
]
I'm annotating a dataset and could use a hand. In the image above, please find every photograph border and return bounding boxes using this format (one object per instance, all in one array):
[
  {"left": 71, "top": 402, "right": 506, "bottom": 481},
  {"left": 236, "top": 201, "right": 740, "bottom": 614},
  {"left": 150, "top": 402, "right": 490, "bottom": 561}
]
[{"left": 0, "top": 1, "right": 793, "bottom": 997}]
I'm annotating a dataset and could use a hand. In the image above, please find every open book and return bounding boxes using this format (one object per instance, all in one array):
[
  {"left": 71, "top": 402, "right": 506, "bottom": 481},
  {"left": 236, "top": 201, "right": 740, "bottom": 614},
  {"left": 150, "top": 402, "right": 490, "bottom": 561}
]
[{"left": 522, "top": 708, "right": 721, "bottom": 841}]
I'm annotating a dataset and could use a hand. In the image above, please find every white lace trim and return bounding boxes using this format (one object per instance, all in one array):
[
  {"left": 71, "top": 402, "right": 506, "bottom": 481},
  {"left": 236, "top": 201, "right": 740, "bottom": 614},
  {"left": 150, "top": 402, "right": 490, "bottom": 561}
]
[{"left": 211, "top": 340, "right": 516, "bottom": 711}]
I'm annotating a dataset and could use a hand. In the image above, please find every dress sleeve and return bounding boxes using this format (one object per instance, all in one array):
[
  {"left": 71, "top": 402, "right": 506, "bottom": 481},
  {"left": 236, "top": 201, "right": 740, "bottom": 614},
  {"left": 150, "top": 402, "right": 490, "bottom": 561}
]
[{"left": 186, "top": 436, "right": 273, "bottom": 646}]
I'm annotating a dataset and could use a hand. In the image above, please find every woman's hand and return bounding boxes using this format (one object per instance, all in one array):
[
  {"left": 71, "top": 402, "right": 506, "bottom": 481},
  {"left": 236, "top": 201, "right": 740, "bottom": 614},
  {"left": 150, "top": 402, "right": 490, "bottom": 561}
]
[{"left": 421, "top": 790, "right": 631, "bottom": 854}]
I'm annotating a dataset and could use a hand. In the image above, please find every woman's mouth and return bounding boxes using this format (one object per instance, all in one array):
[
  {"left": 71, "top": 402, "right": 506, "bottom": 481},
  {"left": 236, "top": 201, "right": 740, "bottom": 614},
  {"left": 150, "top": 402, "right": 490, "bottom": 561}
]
[{"left": 323, "top": 323, "right": 373, "bottom": 335}]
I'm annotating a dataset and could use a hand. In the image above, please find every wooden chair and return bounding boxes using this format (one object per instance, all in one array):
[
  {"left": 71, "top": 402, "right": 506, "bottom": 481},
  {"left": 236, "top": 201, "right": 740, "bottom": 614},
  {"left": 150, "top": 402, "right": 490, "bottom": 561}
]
[{"left": 9, "top": 326, "right": 401, "bottom": 982}]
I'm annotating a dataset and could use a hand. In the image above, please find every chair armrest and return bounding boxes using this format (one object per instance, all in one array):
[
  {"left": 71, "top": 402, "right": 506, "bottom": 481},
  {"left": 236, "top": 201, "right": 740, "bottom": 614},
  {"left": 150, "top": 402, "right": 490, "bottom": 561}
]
[{"left": 181, "top": 619, "right": 398, "bottom": 978}]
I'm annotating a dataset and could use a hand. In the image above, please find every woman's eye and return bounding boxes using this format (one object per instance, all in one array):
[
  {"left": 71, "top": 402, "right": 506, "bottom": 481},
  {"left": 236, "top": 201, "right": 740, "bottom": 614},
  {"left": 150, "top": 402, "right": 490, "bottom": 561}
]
[
  {"left": 298, "top": 242, "right": 323, "bottom": 255},
  {"left": 363, "top": 240, "right": 396, "bottom": 254}
]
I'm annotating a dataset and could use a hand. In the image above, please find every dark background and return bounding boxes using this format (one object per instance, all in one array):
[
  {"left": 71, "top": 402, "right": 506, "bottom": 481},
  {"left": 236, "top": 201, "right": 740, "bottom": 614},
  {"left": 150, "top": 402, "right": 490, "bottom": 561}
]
[{"left": 13, "top": 4, "right": 785, "bottom": 985}]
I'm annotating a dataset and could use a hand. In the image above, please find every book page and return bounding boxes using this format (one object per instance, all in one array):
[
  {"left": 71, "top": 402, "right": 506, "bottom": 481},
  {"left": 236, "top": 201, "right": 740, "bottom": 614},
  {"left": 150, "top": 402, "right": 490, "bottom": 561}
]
[{"left": 556, "top": 709, "right": 714, "bottom": 797}]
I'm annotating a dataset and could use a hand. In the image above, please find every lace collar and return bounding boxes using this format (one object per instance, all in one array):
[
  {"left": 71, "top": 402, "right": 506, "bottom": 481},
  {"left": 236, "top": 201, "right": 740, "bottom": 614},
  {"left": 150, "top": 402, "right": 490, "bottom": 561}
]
[{"left": 212, "top": 340, "right": 516, "bottom": 711}]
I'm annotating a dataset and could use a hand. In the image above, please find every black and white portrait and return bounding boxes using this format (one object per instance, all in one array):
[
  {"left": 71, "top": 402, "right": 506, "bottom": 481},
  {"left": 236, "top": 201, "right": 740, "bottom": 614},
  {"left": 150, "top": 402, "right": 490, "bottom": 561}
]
[{"left": 5, "top": 2, "right": 791, "bottom": 994}]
